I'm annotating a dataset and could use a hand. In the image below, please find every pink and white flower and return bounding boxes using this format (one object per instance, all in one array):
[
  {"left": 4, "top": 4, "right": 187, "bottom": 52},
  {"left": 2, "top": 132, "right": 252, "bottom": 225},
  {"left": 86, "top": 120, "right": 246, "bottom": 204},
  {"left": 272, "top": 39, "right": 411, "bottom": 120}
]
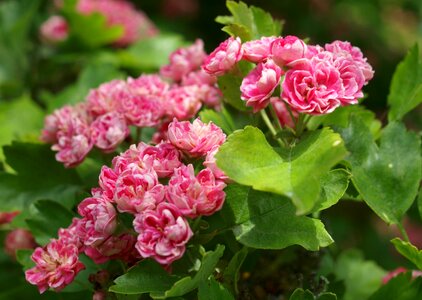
[
  {"left": 127, "top": 74, "right": 170, "bottom": 99},
  {"left": 167, "top": 164, "right": 226, "bottom": 218},
  {"left": 271, "top": 35, "right": 307, "bottom": 66},
  {"left": 270, "top": 97, "right": 298, "bottom": 128},
  {"left": 4, "top": 229, "right": 37, "bottom": 258},
  {"left": 203, "top": 145, "right": 229, "bottom": 182},
  {"left": 114, "top": 165, "right": 165, "bottom": 214},
  {"left": 139, "top": 142, "right": 182, "bottom": 178},
  {"left": 98, "top": 166, "right": 118, "bottom": 202},
  {"left": 164, "top": 86, "right": 202, "bottom": 120},
  {"left": 240, "top": 59, "right": 283, "bottom": 112},
  {"left": 91, "top": 112, "right": 129, "bottom": 152},
  {"left": 84, "top": 234, "right": 138, "bottom": 264},
  {"left": 242, "top": 36, "right": 276, "bottom": 63},
  {"left": 202, "top": 37, "right": 243, "bottom": 76},
  {"left": 134, "top": 202, "right": 192, "bottom": 265},
  {"left": 77, "top": 197, "right": 117, "bottom": 246},
  {"left": 167, "top": 118, "right": 226, "bottom": 157},
  {"left": 58, "top": 218, "right": 84, "bottom": 251},
  {"left": 86, "top": 80, "right": 128, "bottom": 117},
  {"left": 25, "top": 239, "right": 85, "bottom": 293},
  {"left": 40, "top": 15, "right": 69, "bottom": 43},
  {"left": 119, "top": 94, "right": 164, "bottom": 127}
]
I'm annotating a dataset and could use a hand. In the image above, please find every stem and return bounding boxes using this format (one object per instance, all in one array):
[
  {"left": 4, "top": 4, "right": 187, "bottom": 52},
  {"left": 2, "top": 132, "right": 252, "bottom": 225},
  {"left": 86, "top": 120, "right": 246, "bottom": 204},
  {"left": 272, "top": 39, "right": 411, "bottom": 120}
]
[
  {"left": 295, "top": 113, "right": 306, "bottom": 137},
  {"left": 260, "top": 109, "right": 285, "bottom": 147},
  {"left": 285, "top": 102, "right": 298, "bottom": 127},
  {"left": 268, "top": 104, "right": 283, "bottom": 132},
  {"left": 397, "top": 221, "right": 410, "bottom": 243},
  {"left": 191, "top": 216, "right": 202, "bottom": 233}
]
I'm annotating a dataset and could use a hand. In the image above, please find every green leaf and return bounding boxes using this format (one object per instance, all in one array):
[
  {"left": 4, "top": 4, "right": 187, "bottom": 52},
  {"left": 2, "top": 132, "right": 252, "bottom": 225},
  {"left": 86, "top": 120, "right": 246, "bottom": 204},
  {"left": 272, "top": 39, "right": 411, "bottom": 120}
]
[
  {"left": 222, "top": 247, "right": 248, "bottom": 294},
  {"left": 46, "top": 63, "right": 124, "bottom": 111},
  {"left": 222, "top": 1, "right": 282, "bottom": 40},
  {"left": 338, "top": 116, "right": 422, "bottom": 224},
  {"left": 289, "top": 288, "right": 337, "bottom": 300},
  {"left": 117, "top": 34, "right": 186, "bottom": 72},
  {"left": 311, "top": 169, "right": 350, "bottom": 213},
  {"left": 199, "top": 107, "right": 235, "bottom": 134},
  {"left": 0, "top": 142, "right": 83, "bottom": 211},
  {"left": 368, "top": 272, "right": 422, "bottom": 300},
  {"left": 418, "top": 188, "right": 422, "bottom": 221},
  {"left": 15, "top": 249, "right": 35, "bottom": 270},
  {"left": 388, "top": 44, "right": 422, "bottom": 121},
  {"left": 391, "top": 238, "right": 422, "bottom": 270},
  {"left": 198, "top": 276, "right": 235, "bottom": 300},
  {"left": 217, "top": 74, "right": 250, "bottom": 111},
  {"left": 109, "top": 260, "right": 180, "bottom": 295},
  {"left": 0, "top": 96, "right": 44, "bottom": 160},
  {"left": 25, "top": 200, "right": 75, "bottom": 245},
  {"left": 216, "top": 126, "right": 347, "bottom": 215},
  {"left": 334, "top": 249, "right": 386, "bottom": 300},
  {"left": 150, "top": 245, "right": 225, "bottom": 299},
  {"left": 221, "top": 184, "right": 333, "bottom": 250}
]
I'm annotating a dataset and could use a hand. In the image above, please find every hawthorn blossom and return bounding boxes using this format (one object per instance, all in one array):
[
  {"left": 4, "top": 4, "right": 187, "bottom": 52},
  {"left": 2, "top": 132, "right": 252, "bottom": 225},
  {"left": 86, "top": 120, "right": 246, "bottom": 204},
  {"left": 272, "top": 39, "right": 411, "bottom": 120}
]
[
  {"left": 114, "top": 164, "right": 165, "bottom": 214},
  {"left": 118, "top": 94, "right": 164, "bottom": 127},
  {"left": 40, "top": 15, "right": 69, "bottom": 43},
  {"left": 90, "top": 112, "right": 129, "bottom": 152},
  {"left": 167, "top": 118, "right": 226, "bottom": 157},
  {"left": 202, "top": 37, "right": 243, "bottom": 76},
  {"left": 0, "top": 211, "right": 19, "bottom": 225},
  {"left": 86, "top": 80, "right": 128, "bottom": 117},
  {"left": 127, "top": 74, "right": 169, "bottom": 99},
  {"left": 98, "top": 166, "right": 118, "bottom": 202},
  {"left": 138, "top": 142, "right": 182, "bottom": 178},
  {"left": 134, "top": 202, "right": 192, "bottom": 265},
  {"left": 160, "top": 39, "right": 207, "bottom": 81},
  {"left": 167, "top": 164, "right": 226, "bottom": 218},
  {"left": 77, "top": 0, "right": 158, "bottom": 46},
  {"left": 84, "top": 234, "right": 138, "bottom": 264},
  {"left": 271, "top": 35, "right": 307, "bottom": 66},
  {"left": 4, "top": 229, "right": 37, "bottom": 258},
  {"left": 164, "top": 86, "right": 202, "bottom": 120},
  {"left": 77, "top": 197, "right": 117, "bottom": 246},
  {"left": 270, "top": 97, "right": 298, "bottom": 128},
  {"left": 203, "top": 145, "right": 229, "bottom": 182},
  {"left": 58, "top": 218, "right": 84, "bottom": 250},
  {"left": 240, "top": 59, "right": 283, "bottom": 112},
  {"left": 242, "top": 36, "right": 276, "bottom": 63},
  {"left": 25, "top": 239, "right": 85, "bottom": 293}
]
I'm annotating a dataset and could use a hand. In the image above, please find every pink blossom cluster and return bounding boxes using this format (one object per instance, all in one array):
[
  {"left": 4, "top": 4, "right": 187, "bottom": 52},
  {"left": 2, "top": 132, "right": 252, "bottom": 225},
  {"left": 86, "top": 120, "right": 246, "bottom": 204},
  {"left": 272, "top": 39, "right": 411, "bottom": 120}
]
[
  {"left": 28, "top": 118, "right": 228, "bottom": 293},
  {"left": 41, "top": 0, "right": 158, "bottom": 46},
  {"left": 41, "top": 40, "right": 222, "bottom": 167},
  {"left": 202, "top": 35, "right": 373, "bottom": 116}
]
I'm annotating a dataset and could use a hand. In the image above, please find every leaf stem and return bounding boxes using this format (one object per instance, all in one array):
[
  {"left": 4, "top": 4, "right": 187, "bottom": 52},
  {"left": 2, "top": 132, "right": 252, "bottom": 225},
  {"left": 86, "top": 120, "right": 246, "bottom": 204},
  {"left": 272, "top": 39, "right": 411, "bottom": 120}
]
[
  {"left": 397, "top": 221, "right": 410, "bottom": 243},
  {"left": 260, "top": 109, "right": 285, "bottom": 147}
]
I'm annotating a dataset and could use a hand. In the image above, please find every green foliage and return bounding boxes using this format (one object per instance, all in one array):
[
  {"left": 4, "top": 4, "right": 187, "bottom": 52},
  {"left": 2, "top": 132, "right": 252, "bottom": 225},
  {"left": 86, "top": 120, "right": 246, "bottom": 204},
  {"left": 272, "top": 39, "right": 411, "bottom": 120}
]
[
  {"left": 216, "top": 126, "right": 347, "bottom": 215},
  {"left": 0, "top": 96, "right": 44, "bottom": 160},
  {"left": 368, "top": 272, "right": 422, "bottom": 300},
  {"left": 198, "top": 277, "right": 235, "bottom": 300},
  {"left": 117, "top": 34, "right": 186, "bottom": 72},
  {"left": 216, "top": 1, "right": 282, "bottom": 41},
  {"left": 388, "top": 44, "right": 422, "bottom": 121},
  {"left": 391, "top": 238, "right": 422, "bottom": 270},
  {"left": 217, "top": 74, "right": 250, "bottom": 111},
  {"left": 221, "top": 184, "right": 333, "bottom": 250},
  {"left": 334, "top": 250, "right": 386, "bottom": 300},
  {"left": 289, "top": 288, "right": 337, "bottom": 300},
  {"left": 222, "top": 247, "right": 248, "bottom": 294},
  {"left": 0, "top": 142, "right": 83, "bottom": 211},
  {"left": 200, "top": 107, "right": 236, "bottom": 135},
  {"left": 338, "top": 116, "right": 422, "bottom": 224},
  {"left": 25, "top": 200, "right": 75, "bottom": 245}
]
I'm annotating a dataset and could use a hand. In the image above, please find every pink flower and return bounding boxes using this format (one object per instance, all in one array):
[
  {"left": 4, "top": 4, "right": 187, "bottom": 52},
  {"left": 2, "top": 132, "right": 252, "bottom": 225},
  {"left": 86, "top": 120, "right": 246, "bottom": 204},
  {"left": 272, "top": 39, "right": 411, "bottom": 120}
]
[
  {"left": 114, "top": 165, "right": 165, "bottom": 214},
  {"left": 4, "top": 229, "right": 37, "bottom": 258},
  {"left": 281, "top": 56, "right": 343, "bottom": 115},
  {"left": 271, "top": 36, "right": 307, "bottom": 66},
  {"left": 382, "top": 267, "right": 422, "bottom": 284},
  {"left": 77, "top": 197, "right": 117, "bottom": 246},
  {"left": 86, "top": 80, "right": 128, "bottom": 117},
  {"left": 40, "top": 15, "right": 69, "bottom": 43},
  {"left": 325, "top": 40, "right": 374, "bottom": 83},
  {"left": 160, "top": 39, "right": 207, "bottom": 81},
  {"left": 242, "top": 36, "right": 276, "bottom": 63},
  {"left": 202, "top": 37, "right": 243, "bottom": 76},
  {"left": 0, "top": 211, "right": 19, "bottom": 225},
  {"left": 25, "top": 239, "right": 85, "bottom": 293},
  {"left": 203, "top": 145, "right": 229, "bottom": 182},
  {"left": 58, "top": 218, "right": 84, "bottom": 251},
  {"left": 98, "top": 166, "right": 118, "bottom": 202},
  {"left": 91, "top": 112, "right": 129, "bottom": 152},
  {"left": 167, "top": 118, "right": 226, "bottom": 157},
  {"left": 164, "top": 86, "right": 202, "bottom": 120},
  {"left": 84, "top": 234, "right": 138, "bottom": 264},
  {"left": 181, "top": 69, "right": 217, "bottom": 86},
  {"left": 133, "top": 202, "right": 192, "bottom": 265},
  {"left": 118, "top": 94, "right": 164, "bottom": 127},
  {"left": 139, "top": 142, "right": 182, "bottom": 178},
  {"left": 77, "top": 0, "right": 158, "bottom": 46},
  {"left": 240, "top": 59, "right": 283, "bottom": 112},
  {"left": 167, "top": 164, "right": 226, "bottom": 218},
  {"left": 333, "top": 55, "right": 365, "bottom": 105},
  {"left": 127, "top": 74, "right": 170, "bottom": 99},
  {"left": 270, "top": 97, "right": 298, "bottom": 128}
]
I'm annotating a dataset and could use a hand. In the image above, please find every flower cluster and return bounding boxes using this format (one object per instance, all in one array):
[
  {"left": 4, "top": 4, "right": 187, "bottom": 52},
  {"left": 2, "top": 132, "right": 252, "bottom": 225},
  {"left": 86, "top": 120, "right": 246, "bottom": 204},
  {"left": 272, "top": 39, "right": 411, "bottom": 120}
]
[
  {"left": 41, "top": 40, "right": 222, "bottom": 167},
  {"left": 41, "top": 0, "right": 158, "bottom": 46},
  {"left": 203, "top": 35, "right": 373, "bottom": 116},
  {"left": 28, "top": 118, "right": 228, "bottom": 293}
]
